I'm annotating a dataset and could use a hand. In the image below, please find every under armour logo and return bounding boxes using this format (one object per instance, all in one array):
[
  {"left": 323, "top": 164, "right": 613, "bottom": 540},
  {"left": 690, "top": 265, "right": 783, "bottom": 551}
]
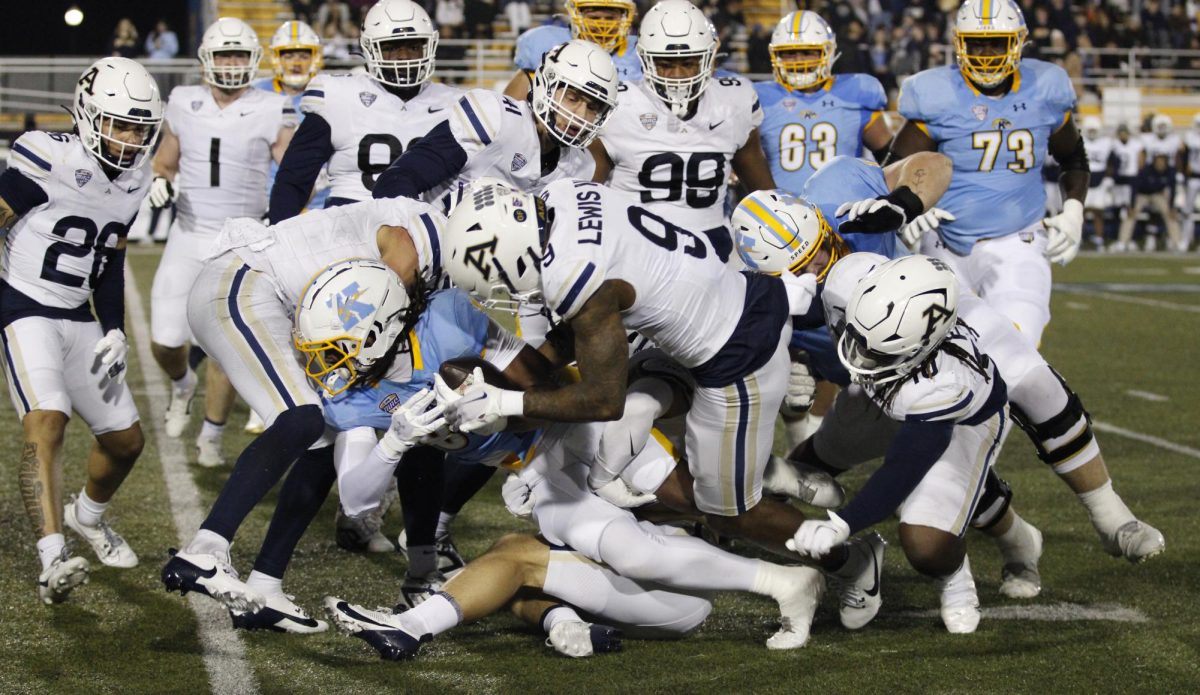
[
  {"left": 1012, "top": 103, "right": 1027, "bottom": 112},
  {"left": 463, "top": 238, "right": 499, "bottom": 281},
  {"left": 821, "top": 99, "right": 835, "bottom": 108}
]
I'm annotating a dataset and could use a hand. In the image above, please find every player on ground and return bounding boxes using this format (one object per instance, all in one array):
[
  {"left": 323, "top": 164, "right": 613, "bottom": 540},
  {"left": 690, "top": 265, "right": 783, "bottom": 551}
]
[
  {"left": 268, "top": 0, "right": 462, "bottom": 223},
  {"left": 504, "top": 0, "right": 642, "bottom": 99},
  {"left": 889, "top": 0, "right": 1088, "bottom": 348},
  {"left": 148, "top": 17, "right": 297, "bottom": 466},
  {"left": 0, "top": 58, "right": 161, "bottom": 603}
]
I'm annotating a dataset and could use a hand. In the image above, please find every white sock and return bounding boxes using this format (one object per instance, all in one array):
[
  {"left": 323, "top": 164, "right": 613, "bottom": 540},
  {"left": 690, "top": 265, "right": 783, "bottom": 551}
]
[
  {"left": 541, "top": 605, "right": 583, "bottom": 634},
  {"left": 751, "top": 560, "right": 796, "bottom": 601},
  {"left": 74, "top": 488, "right": 108, "bottom": 528},
  {"left": 1077, "top": 481, "right": 1135, "bottom": 537},
  {"left": 994, "top": 512, "right": 1039, "bottom": 562},
  {"left": 186, "top": 529, "right": 231, "bottom": 557},
  {"left": 37, "top": 534, "right": 66, "bottom": 571},
  {"left": 407, "top": 545, "right": 437, "bottom": 578},
  {"left": 435, "top": 512, "right": 456, "bottom": 540},
  {"left": 172, "top": 369, "right": 197, "bottom": 394},
  {"left": 245, "top": 570, "right": 283, "bottom": 598},
  {"left": 397, "top": 592, "right": 462, "bottom": 638},
  {"left": 783, "top": 413, "right": 823, "bottom": 452},
  {"left": 199, "top": 419, "right": 225, "bottom": 442}
]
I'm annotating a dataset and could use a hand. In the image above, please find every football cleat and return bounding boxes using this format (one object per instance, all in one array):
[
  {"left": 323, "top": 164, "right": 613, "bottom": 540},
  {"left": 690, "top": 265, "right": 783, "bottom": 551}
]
[
  {"left": 195, "top": 436, "right": 226, "bottom": 468},
  {"left": 397, "top": 529, "right": 466, "bottom": 577},
  {"left": 395, "top": 570, "right": 446, "bottom": 612},
  {"left": 766, "top": 565, "right": 824, "bottom": 650},
  {"left": 1102, "top": 520, "right": 1165, "bottom": 564},
  {"left": 38, "top": 552, "right": 90, "bottom": 605},
  {"left": 827, "top": 532, "right": 885, "bottom": 630},
  {"left": 939, "top": 556, "right": 981, "bottom": 634},
  {"left": 335, "top": 505, "right": 394, "bottom": 553},
  {"left": 998, "top": 521, "right": 1042, "bottom": 599},
  {"left": 763, "top": 455, "right": 845, "bottom": 509},
  {"left": 64, "top": 496, "right": 138, "bottom": 568},
  {"left": 546, "top": 620, "right": 623, "bottom": 657},
  {"left": 231, "top": 592, "right": 329, "bottom": 633},
  {"left": 161, "top": 547, "right": 264, "bottom": 613},
  {"left": 325, "top": 597, "right": 426, "bottom": 661},
  {"left": 244, "top": 410, "right": 266, "bottom": 434},
  {"left": 164, "top": 379, "right": 196, "bottom": 438}
]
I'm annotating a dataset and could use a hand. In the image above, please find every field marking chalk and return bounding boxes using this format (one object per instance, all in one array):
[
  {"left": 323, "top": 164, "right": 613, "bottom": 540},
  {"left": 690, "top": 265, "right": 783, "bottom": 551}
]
[
  {"left": 1124, "top": 390, "right": 1169, "bottom": 403},
  {"left": 896, "top": 602, "right": 1149, "bottom": 623},
  {"left": 1094, "top": 420, "right": 1200, "bottom": 460}
]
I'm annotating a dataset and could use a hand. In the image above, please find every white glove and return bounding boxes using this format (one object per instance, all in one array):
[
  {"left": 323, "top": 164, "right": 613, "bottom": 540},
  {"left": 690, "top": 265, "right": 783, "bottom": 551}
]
[
  {"left": 780, "top": 356, "right": 816, "bottom": 416},
  {"left": 440, "top": 367, "right": 525, "bottom": 435},
  {"left": 378, "top": 388, "right": 446, "bottom": 459},
  {"left": 899, "top": 208, "right": 955, "bottom": 252},
  {"left": 501, "top": 473, "right": 535, "bottom": 519},
  {"left": 836, "top": 197, "right": 905, "bottom": 226},
  {"left": 148, "top": 176, "right": 176, "bottom": 208},
  {"left": 594, "top": 478, "right": 657, "bottom": 509},
  {"left": 1042, "top": 198, "right": 1084, "bottom": 266},
  {"left": 786, "top": 511, "right": 851, "bottom": 559},
  {"left": 93, "top": 329, "right": 128, "bottom": 384}
]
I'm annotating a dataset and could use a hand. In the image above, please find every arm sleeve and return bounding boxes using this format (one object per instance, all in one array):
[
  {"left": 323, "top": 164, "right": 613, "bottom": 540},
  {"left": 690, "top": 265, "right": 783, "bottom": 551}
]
[
  {"left": 0, "top": 168, "right": 49, "bottom": 217},
  {"left": 371, "top": 120, "right": 468, "bottom": 200},
  {"left": 268, "top": 112, "right": 335, "bottom": 223},
  {"left": 92, "top": 246, "right": 126, "bottom": 333},
  {"left": 837, "top": 419, "right": 955, "bottom": 534},
  {"left": 513, "top": 28, "right": 546, "bottom": 71}
]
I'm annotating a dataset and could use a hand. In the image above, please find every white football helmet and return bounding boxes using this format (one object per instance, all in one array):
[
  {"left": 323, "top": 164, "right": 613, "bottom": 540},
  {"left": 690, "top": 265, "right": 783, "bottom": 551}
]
[
  {"left": 72, "top": 57, "right": 163, "bottom": 171},
  {"left": 294, "top": 259, "right": 415, "bottom": 396},
  {"left": 636, "top": 0, "right": 719, "bottom": 117},
  {"left": 1081, "top": 115, "right": 1102, "bottom": 141},
  {"left": 360, "top": 0, "right": 438, "bottom": 88},
  {"left": 199, "top": 17, "right": 263, "bottom": 89},
  {"left": 953, "top": 0, "right": 1027, "bottom": 89},
  {"left": 532, "top": 40, "right": 620, "bottom": 148},
  {"left": 821, "top": 251, "right": 889, "bottom": 339},
  {"left": 1151, "top": 113, "right": 1173, "bottom": 137},
  {"left": 443, "top": 179, "right": 547, "bottom": 312},
  {"left": 566, "top": 0, "right": 638, "bottom": 54},
  {"left": 769, "top": 11, "right": 839, "bottom": 90},
  {"left": 270, "top": 20, "right": 322, "bottom": 89},
  {"left": 732, "top": 189, "right": 846, "bottom": 282}
]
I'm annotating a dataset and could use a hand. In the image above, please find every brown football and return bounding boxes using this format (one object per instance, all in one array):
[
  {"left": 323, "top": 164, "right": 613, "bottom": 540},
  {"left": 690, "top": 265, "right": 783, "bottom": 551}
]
[{"left": 439, "top": 357, "right": 520, "bottom": 393}]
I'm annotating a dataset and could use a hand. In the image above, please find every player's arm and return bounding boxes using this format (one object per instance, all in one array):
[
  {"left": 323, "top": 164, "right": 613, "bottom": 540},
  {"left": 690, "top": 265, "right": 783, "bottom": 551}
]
[
  {"left": 376, "top": 224, "right": 421, "bottom": 289},
  {"left": 0, "top": 163, "right": 50, "bottom": 230},
  {"left": 92, "top": 235, "right": 128, "bottom": 334},
  {"left": 862, "top": 113, "right": 893, "bottom": 163},
  {"left": 887, "top": 120, "right": 938, "bottom": 162},
  {"left": 152, "top": 122, "right": 180, "bottom": 179},
  {"left": 1048, "top": 116, "right": 1088, "bottom": 205},
  {"left": 731, "top": 128, "right": 776, "bottom": 192},
  {"left": 268, "top": 114, "right": 335, "bottom": 223},
  {"left": 372, "top": 120, "right": 468, "bottom": 200},
  {"left": 882, "top": 151, "right": 952, "bottom": 210},
  {"left": 589, "top": 139, "right": 614, "bottom": 183},
  {"left": 270, "top": 122, "right": 296, "bottom": 166},
  {"left": 503, "top": 70, "right": 533, "bottom": 100},
  {"left": 838, "top": 152, "right": 953, "bottom": 235}
]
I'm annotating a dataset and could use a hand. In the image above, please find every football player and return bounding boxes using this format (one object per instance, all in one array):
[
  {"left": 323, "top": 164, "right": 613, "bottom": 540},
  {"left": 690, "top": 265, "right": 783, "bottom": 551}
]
[
  {"left": 268, "top": 0, "right": 462, "bottom": 223},
  {"left": 148, "top": 17, "right": 298, "bottom": 466},
  {"left": 1115, "top": 114, "right": 1183, "bottom": 252},
  {"left": 0, "top": 58, "right": 160, "bottom": 603},
  {"left": 160, "top": 197, "right": 444, "bottom": 628},
  {"left": 1080, "top": 116, "right": 1117, "bottom": 249},
  {"left": 889, "top": 0, "right": 1087, "bottom": 348},
  {"left": 1183, "top": 113, "right": 1200, "bottom": 250},
  {"left": 589, "top": 0, "right": 775, "bottom": 257},
  {"left": 503, "top": 0, "right": 642, "bottom": 99}
]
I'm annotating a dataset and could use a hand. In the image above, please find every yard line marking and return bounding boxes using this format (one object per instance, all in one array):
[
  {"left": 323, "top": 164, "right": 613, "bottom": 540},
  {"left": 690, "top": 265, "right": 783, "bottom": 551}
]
[
  {"left": 1117, "top": 267, "right": 1169, "bottom": 276},
  {"left": 1064, "top": 301, "right": 1090, "bottom": 310},
  {"left": 1124, "top": 390, "right": 1169, "bottom": 403},
  {"left": 1053, "top": 282, "right": 1200, "bottom": 293},
  {"left": 895, "top": 602, "right": 1149, "bottom": 623},
  {"left": 125, "top": 269, "right": 259, "bottom": 695},
  {"left": 1053, "top": 288, "right": 1200, "bottom": 314},
  {"left": 1094, "top": 420, "right": 1200, "bottom": 460}
]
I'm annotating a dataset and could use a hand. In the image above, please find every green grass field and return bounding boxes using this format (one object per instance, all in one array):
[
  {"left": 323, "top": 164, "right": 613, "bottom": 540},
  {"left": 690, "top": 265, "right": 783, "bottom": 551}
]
[{"left": 1, "top": 251, "right": 1198, "bottom": 694}]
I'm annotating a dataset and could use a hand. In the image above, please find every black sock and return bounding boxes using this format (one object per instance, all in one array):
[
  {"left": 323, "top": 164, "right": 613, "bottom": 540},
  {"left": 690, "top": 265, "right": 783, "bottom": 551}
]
[
  {"left": 188, "top": 345, "right": 207, "bottom": 371},
  {"left": 252, "top": 444, "right": 336, "bottom": 578},
  {"left": 442, "top": 461, "right": 497, "bottom": 516},
  {"left": 396, "top": 445, "right": 446, "bottom": 547}
]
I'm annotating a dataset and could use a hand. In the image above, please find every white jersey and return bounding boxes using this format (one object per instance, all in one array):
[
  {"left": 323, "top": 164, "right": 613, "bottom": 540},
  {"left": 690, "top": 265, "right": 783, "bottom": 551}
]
[
  {"left": 868, "top": 328, "right": 1000, "bottom": 424},
  {"left": 1184, "top": 130, "right": 1200, "bottom": 176},
  {"left": 166, "top": 85, "right": 295, "bottom": 234},
  {"left": 300, "top": 74, "right": 463, "bottom": 201},
  {"left": 599, "top": 77, "right": 763, "bottom": 240},
  {"left": 1085, "top": 135, "right": 1114, "bottom": 176},
  {"left": 1140, "top": 132, "right": 1181, "bottom": 163},
  {"left": 214, "top": 198, "right": 445, "bottom": 309},
  {"left": 539, "top": 179, "right": 744, "bottom": 367},
  {"left": 2, "top": 131, "right": 150, "bottom": 310},
  {"left": 1112, "top": 137, "right": 1142, "bottom": 179}
]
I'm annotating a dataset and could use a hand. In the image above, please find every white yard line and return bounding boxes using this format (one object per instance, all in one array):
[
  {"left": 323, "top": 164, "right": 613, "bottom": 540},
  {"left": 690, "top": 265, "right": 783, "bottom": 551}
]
[
  {"left": 1054, "top": 288, "right": 1200, "bottom": 314},
  {"left": 125, "top": 270, "right": 259, "bottom": 695},
  {"left": 896, "top": 602, "right": 1149, "bottom": 623},
  {"left": 1124, "top": 390, "right": 1170, "bottom": 403},
  {"left": 1094, "top": 421, "right": 1200, "bottom": 460}
]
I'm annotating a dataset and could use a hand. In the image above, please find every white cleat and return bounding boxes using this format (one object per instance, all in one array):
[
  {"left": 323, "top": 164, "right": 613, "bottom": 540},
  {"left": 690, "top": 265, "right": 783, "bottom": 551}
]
[
  {"left": 766, "top": 565, "right": 825, "bottom": 650},
  {"left": 335, "top": 505, "right": 394, "bottom": 553},
  {"left": 828, "top": 532, "right": 885, "bottom": 630},
  {"left": 243, "top": 410, "right": 266, "bottom": 434},
  {"left": 195, "top": 436, "right": 226, "bottom": 468},
  {"left": 1102, "top": 520, "right": 1166, "bottom": 564},
  {"left": 395, "top": 570, "right": 446, "bottom": 612},
  {"left": 161, "top": 548, "right": 264, "bottom": 613},
  {"left": 231, "top": 592, "right": 329, "bottom": 633},
  {"left": 998, "top": 522, "right": 1042, "bottom": 599},
  {"left": 164, "top": 379, "right": 196, "bottom": 438},
  {"left": 546, "top": 620, "right": 623, "bottom": 657},
  {"left": 939, "top": 555, "right": 981, "bottom": 635},
  {"left": 763, "top": 455, "right": 845, "bottom": 509},
  {"left": 64, "top": 496, "right": 138, "bottom": 568},
  {"left": 38, "top": 552, "right": 90, "bottom": 605}
]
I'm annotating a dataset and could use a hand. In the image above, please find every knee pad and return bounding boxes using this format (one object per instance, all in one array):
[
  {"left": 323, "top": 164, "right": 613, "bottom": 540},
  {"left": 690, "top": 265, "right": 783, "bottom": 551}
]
[
  {"left": 969, "top": 468, "right": 1012, "bottom": 530},
  {"left": 1010, "top": 367, "right": 1098, "bottom": 472}
]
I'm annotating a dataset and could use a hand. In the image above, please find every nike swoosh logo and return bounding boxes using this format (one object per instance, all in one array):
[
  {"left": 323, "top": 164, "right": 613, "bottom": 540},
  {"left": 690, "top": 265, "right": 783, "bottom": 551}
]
[
  {"left": 461, "top": 393, "right": 488, "bottom": 407},
  {"left": 428, "top": 106, "right": 445, "bottom": 114},
  {"left": 128, "top": 186, "right": 141, "bottom": 192},
  {"left": 239, "top": 111, "right": 252, "bottom": 117},
  {"left": 709, "top": 120, "right": 724, "bottom": 130},
  {"left": 337, "top": 601, "right": 398, "bottom": 629},
  {"left": 629, "top": 434, "right": 637, "bottom": 458}
]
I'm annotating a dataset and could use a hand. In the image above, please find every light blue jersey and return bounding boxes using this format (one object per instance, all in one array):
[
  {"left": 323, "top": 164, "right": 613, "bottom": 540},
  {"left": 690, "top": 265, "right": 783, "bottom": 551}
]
[
  {"left": 898, "top": 60, "right": 1076, "bottom": 254},
  {"left": 514, "top": 25, "right": 643, "bottom": 81},
  {"left": 323, "top": 289, "right": 536, "bottom": 467},
  {"left": 755, "top": 74, "right": 886, "bottom": 194},
  {"left": 252, "top": 76, "right": 330, "bottom": 209}
]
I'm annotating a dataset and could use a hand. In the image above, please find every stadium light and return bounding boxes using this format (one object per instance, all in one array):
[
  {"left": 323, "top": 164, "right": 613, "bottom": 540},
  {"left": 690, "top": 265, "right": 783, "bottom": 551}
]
[{"left": 64, "top": 5, "right": 83, "bottom": 26}]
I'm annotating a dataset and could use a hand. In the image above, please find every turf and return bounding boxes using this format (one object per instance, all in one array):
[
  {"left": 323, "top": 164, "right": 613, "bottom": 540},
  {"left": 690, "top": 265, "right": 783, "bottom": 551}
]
[{"left": 0, "top": 251, "right": 1197, "bottom": 694}]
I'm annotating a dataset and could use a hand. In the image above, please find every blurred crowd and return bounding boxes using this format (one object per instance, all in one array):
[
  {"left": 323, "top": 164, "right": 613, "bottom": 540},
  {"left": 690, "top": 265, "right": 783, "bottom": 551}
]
[{"left": 108, "top": 18, "right": 180, "bottom": 60}]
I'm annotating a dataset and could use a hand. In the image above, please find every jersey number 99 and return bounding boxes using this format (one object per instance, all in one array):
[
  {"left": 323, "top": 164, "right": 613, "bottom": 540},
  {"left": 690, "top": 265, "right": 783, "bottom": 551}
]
[
  {"left": 637, "top": 152, "right": 726, "bottom": 208},
  {"left": 358, "top": 134, "right": 422, "bottom": 191}
]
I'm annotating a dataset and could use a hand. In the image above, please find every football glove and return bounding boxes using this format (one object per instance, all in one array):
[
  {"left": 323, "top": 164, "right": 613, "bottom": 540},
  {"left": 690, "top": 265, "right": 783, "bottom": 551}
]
[
  {"left": 148, "top": 176, "right": 176, "bottom": 209},
  {"left": 780, "top": 354, "right": 816, "bottom": 416},
  {"left": 378, "top": 388, "right": 446, "bottom": 459},
  {"left": 594, "top": 478, "right": 657, "bottom": 509},
  {"left": 93, "top": 329, "right": 128, "bottom": 385},
  {"left": 835, "top": 186, "right": 924, "bottom": 234},
  {"left": 899, "top": 208, "right": 955, "bottom": 252},
  {"left": 439, "top": 367, "right": 524, "bottom": 435},
  {"left": 501, "top": 473, "right": 535, "bottom": 519},
  {"left": 786, "top": 510, "right": 850, "bottom": 559},
  {"left": 1043, "top": 198, "right": 1084, "bottom": 266}
]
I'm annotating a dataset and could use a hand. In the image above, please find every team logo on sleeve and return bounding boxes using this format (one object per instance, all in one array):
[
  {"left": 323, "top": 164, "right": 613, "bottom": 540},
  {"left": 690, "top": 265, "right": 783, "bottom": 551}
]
[
  {"left": 74, "top": 169, "right": 92, "bottom": 188},
  {"left": 971, "top": 104, "right": 988, "bottom": 121},
  {"left": 639, "top": 113, "right": 658, "bottom": 130},
  {"left": 510, "top": 153, "right": 528, "bottom": 172},
  {"left": 191, "top": 100, "right": 203, "bottom": 112},
  {"left": 359, "top": 91, "right": 377, "bottom": 107},
  {"left": 380, "top": 393, "right": 400, "bottom": 414}
]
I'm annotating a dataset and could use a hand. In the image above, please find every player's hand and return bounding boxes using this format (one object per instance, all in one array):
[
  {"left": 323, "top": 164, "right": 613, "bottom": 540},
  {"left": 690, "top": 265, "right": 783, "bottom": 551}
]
[
  {"left": 780, "top": 353, "right": 816, "bottom": 416},
  {"left": 440, "top": 367, "right": 524, "bottom": 435},
  {"left": 786, "top": 511, "right": 851, "bottom": 559},
  {"left": 501, "top": 473, "right": 535, "bottom": 519},
  {"left": 836, "top": 187, "right": 924, "bottom": 235},
  {"left": 594, "top": 478, "right": 657, "bottom": 509},
  {"left": 93, "top": 329, "right": 128, "bottom": 385},
  {"left": 378, "top": 388, "right": 446, "bottom": 459},
  {"left": 148, "top": 176, "right": 176, "bottom": 209},
  {"left": 899, "top": 208, "right": 955, "bottom": 252},
  {"left": 1042, "top": 198, "right": 1084, "bottom": 266}
]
